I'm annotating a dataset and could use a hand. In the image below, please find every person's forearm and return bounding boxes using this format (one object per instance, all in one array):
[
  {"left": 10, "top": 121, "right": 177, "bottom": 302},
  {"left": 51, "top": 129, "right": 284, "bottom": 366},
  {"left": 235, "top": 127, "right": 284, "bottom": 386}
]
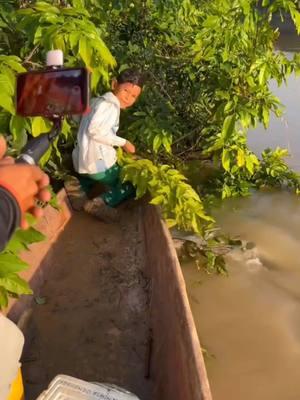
[{"left": 0, "top": 187, "right": 21, "bottom": 252}]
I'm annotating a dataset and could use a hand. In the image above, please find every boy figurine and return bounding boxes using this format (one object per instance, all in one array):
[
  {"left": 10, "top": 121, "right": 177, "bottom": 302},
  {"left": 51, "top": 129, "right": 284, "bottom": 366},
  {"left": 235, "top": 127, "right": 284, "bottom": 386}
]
[{"left": 65, "top": 68, "right": 144, "bottom": 222}]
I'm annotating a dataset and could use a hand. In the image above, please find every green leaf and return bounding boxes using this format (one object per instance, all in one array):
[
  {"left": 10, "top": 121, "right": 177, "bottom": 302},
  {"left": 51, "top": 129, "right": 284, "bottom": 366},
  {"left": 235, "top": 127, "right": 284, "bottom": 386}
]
[
  {"left": 203, "top": 15, "right": 219, "bottom": 28},
  {"left": 237, "top": 149, "right": 245, "bottom": 167},
  {"left": 2, "top": 57, "right": 25, "bottom": 73},
  {"left": 9, "top": 115, "right": 28, "bottom": 150},
  {"left": 52, "top": 136, "right": 62, "bottom": 162},
  {"left": 0, "top": 287, "right": 8, "bottom": 308},
  {"left": 33, "top": 2, "right": 59, "bottom": 14},
  {"left": 12, "top": 228, "right": 45, "bottom": 248},
  {"left": 39, "top": 145, "right": 52, "bottom": 167},
  {"left": 24, "top": 213, "right": 37, "bottom": 227},
  {"left": 246, "top": 76, "right": 255, "bottom": 87},
  {"left": 239, "top": 111, "right": 251, "bottom": 128},
  {"left": 0, "top": 73, "right": 14, "bottom": 96},
  {"left": 61, "top": 119, "right": 71, "bottom": 138},
  {"left": 150, "top": 195, "right": 165, "bottom": 205},
  {"left": 240, "top": 0, "right": 250, "bottom": 15},
  {"left": 153, "top": 135, "right": 162, "bottom": 153},
  {"left": 191, "top": 215, "right": 201, "bottom": 233},
  {"left": 291, "top": 10, "right": 300, "bottom": 34},
  {"left": 222, "top": 184, "right": 231, "bottom": 199},
  {"left": 246, "top": 157, "right": 254, "bottom": 175},
  {"left": 224, "top": 101, "right": 233, "bottom": 114},
  {"left": 93, "top": 67, "right": 106, "bottom": 89},
  {"left": 79, "top": 36, "right": 92, "bottom": 67},
  {"left": 221, "top": 115, "right": 235, "bottom": 141},
  {"left": 33, "top": 26, "right": 43, "bottom": 45},
  {"left": 0, "top": 93, "right": 14, "bottom": 114},
  {"left": 0, "top": 274, "right": 32, "bottom": 295},
  {"left": 69, "top": 32, "right": 80, "bottom": 50},
  {"left": 71, "top": 0, "right": 85, "bottom": 8},
  {"left": 262, "top": 106, "right": 270, "bottom": 128},
  {"left": 47, "top": 187, "right": 60, "bottom": 210},
  {"left": 5, "top": 237, "right": 26, "bottom": 254},
  {"left": 250, "top": 154, "right": 259, "bottom": 164},
  {"left": 165, "top": 219, "right": 177, "bottom": 228},
  {"left": 54, "top": 35, "right": 66, "bottom": 53},
  {"left": 0, "top": 254, "right": 28, "bottom": 276},
  {"left": 162, "top": 134, "right": 172, "bottom": 153},
  {"left": 93, "top": 38, "right": 116, "bottom": 67},
  {"left": 259, "top": 64, "right": 267, "bottom": 85},
  {"left": 133, "top": 111, "right": 147, "bottom": 117},
  {"left": 31, "top": 117, "right": 52, "bottom": 137},
  {"left": 222, "top": 149, "right": 231, "bottom": 172},
  {"left": 62, "top": 7, "right": 89, "bottom": 17}
]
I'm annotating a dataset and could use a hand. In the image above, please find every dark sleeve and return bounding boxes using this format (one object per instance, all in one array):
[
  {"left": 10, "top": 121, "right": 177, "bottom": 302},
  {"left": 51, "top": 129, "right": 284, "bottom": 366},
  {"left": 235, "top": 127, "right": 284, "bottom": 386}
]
[{"left": 0, "top": 187, "right": 21, "bottom": 252}]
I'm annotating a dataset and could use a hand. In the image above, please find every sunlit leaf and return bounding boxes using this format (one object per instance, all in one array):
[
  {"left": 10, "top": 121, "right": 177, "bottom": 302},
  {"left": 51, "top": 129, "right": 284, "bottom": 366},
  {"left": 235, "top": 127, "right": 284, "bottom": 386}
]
[
  {"left": 31, "top": 117, "right": 52, "bottom": 137},
  {"left": 221, "top": 115, "right": 235, "bottom": 141},
  {"left": 0, "top": 274, "right": 32, "bottom": 295},
  {"left": 0, "top": 254, "right": 28, "bottom": 276},
  {"left": 222, "top": 149, "right": 231, "bottom": 172}
]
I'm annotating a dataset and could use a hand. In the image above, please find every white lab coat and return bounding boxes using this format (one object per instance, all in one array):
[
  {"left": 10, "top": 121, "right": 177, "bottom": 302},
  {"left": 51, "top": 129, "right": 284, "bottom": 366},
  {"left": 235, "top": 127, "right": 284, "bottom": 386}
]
[{"left": 72, "top": 92, "right": 126, "bottom": 174}]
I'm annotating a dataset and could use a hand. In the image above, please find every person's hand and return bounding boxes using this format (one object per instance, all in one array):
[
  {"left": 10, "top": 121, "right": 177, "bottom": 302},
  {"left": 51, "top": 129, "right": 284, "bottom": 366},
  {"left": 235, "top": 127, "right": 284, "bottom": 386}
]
[
  {"left": 0, "top": 136, "right": 51, "bottom": 228},
  {"left": 0, "top": 137, "right": 14, "bottom": 166},
  {"left": 122, "top": 140, "right": 136, "bottom": 154}
]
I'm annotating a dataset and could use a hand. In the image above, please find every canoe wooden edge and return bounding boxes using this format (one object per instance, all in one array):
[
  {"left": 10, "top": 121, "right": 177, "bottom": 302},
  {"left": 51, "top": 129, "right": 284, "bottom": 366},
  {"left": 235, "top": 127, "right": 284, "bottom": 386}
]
[
  {"left": 5, "top": 189, "right": 72, "bottom": 321},
  {"left": 5, "top": 190, "right": 212, "bottom": 400},
  {"left": 140, "top": 204, "right": 212, "bottom": 400}
]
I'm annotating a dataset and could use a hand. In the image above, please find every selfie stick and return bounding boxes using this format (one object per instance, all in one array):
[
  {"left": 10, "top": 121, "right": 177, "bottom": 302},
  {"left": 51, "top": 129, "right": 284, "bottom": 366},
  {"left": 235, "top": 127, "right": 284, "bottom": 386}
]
[{"left": 16, "top": 50, "right": 64, "bottom": 165}]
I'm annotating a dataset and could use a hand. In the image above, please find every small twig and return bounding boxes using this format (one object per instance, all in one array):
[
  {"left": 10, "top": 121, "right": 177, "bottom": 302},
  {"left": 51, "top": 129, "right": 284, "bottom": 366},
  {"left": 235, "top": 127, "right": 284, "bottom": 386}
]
[
  {"left": 23, "top": 45, "right": 40, "bottom": 65},
  {"left": 172, "top": 131, "right": 196, "bottom": 146},
  {"left": 175, "top": 142, "right": 200, "bottom": 157},
  {"left": 22, "top": 60, "right": 43, "bottom": 69}
]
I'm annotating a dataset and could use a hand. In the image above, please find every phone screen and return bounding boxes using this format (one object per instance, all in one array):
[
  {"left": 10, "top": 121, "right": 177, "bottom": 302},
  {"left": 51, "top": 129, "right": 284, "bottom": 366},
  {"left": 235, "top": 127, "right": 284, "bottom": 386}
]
[{"left": 16, "top": 68, "right": 90, "bottom": 117}]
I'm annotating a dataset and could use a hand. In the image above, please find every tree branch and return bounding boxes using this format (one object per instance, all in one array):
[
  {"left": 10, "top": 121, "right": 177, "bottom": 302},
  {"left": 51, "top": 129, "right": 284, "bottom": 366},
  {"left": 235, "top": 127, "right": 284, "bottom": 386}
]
[{"left": 23, "top": 44, "right": 40, "bottom": 65}]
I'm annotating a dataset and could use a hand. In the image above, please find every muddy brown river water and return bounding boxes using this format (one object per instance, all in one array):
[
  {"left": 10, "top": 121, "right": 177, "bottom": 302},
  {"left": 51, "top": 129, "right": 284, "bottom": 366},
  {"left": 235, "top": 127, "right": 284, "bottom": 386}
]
[{"left": 183, "top": 34, "right": 300, "bottom": 400}]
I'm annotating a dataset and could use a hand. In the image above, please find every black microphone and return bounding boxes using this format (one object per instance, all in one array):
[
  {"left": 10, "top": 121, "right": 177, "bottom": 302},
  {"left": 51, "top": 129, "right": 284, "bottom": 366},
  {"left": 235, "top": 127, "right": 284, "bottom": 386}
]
[
  {"left": 16, "top": 134, "right": 52, "bottom": 165},
  {"left": 16, "top": 118, "right": 62, "bottom": 165}
]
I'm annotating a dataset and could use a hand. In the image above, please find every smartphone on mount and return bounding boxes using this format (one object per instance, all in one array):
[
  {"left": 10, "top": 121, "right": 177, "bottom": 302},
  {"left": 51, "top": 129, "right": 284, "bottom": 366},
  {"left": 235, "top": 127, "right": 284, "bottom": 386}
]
[{"left": 16, "top": 67, "right": 90, "bottom": 118}]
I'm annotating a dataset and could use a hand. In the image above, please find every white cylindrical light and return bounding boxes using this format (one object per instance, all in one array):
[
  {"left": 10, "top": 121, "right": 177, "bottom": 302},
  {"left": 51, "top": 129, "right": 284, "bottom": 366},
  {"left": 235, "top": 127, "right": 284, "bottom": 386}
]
[{"left": 46, "top": 50, "right": 64, "bottom": 67}]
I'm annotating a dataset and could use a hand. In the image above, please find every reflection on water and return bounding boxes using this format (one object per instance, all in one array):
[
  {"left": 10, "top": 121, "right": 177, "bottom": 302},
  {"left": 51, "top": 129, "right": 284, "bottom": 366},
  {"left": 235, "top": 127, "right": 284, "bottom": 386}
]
[
  {"left": 184, "top": 34, "right": 300, "bottom": 400},
  {"left": 248, "top": 33, "right": 300, "bottom": 171},
  {"left": 184, "top": 192, "right": 300, "bottom": 400},
  {"left": 248, "top": 71, "right": 300, "bottom": 171}
]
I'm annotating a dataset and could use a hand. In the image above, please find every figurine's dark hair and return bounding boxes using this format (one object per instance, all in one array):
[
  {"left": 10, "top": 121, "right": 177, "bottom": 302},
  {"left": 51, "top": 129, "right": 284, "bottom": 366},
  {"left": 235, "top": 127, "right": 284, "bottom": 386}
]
[{"left": 117, "top": 68, "right": 146, "bottom": 88}]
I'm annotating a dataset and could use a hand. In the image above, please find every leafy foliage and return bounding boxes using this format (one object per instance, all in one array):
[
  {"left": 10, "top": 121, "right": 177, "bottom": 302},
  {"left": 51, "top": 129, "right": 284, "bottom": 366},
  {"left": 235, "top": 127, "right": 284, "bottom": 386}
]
[
  {"left": 110, "top": 0, "right": 300, "bottom": 269},
  {"left": 0, "top": 0, "right": 116, "bottom": 167},
  {"left": 253, "top": 147, "right": 300, "bottom": 191},
  {"left": 0, "top": 225, "right": 45, "bottom": 308},
  {"left": 0, "top": 0, "right": 117, "bottom": 308},
  {"left": 16, "top": 1, "right": 116, "bottom": 88},
  {"left": 119, "top": 151, "right": 214, "bottom": 234}
]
